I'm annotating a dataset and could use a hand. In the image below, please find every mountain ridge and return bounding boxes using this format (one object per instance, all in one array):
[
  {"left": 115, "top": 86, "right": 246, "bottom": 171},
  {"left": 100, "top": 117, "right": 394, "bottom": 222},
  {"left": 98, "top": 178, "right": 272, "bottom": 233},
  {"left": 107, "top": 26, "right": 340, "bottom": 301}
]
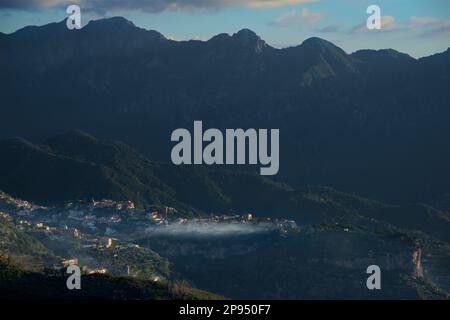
[
  {"left": 1, "top": 17, "right": 450, "bottom": 205},
  {"left": 4, "top": 16, "right": 447, "bottom": 58}
]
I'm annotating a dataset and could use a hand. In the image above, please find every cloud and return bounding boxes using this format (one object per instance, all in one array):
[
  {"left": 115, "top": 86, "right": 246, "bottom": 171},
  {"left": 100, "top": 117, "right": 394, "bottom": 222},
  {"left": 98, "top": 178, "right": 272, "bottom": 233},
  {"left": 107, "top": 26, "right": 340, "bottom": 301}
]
[
  {"left": 272, "top": 8, "right": 296, "bottom": 24},
  {"left": 408, "top": 16, "right": 450, "bottom": 38},
  {"left": 409, "top": 16, "right": 437, "bottom": 26},
  {"left": 272, "top": 7, "right": 324, "bottom": 26},
  {"left": 246, "top": 0, "right": 317, "bottom": 8},
  {"left": 350, "top": 15, "right": 395, "bottom": 34},
  {"left": 349, "top": 15, "right": 450, "bottom": 38},
  {"left": 300, "top": 8, "right": 323, "bottom": 23},
  {"left": 380, "top": 15, "right": 395, "bottom": 28},
  {"left": 0, "top": 0, "right": 62, "bottom": 9},
  {"left": 0, "top": 0, "right": 318, "bottom": 12}
]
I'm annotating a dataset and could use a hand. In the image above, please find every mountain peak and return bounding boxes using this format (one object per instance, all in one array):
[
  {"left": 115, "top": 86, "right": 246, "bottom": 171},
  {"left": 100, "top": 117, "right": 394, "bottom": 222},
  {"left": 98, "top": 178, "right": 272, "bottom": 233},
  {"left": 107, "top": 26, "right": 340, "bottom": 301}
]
[
  {"left": 352, "top": 49, "right": 415, "bottom": 62},
  {"left": 84, "top": 16, "right": 166, "bottom": 41},
  {"left": 208, "top": 33, "right": 231, "bottom": 43},
  {"left": 46, "top": 130, "right": 98, "bottom": 147},
  {"left": 298, "top": 37, "right": 351, "bottom": 65},
  {"left": 300, "top": 37, "right": 344, "bottom": 52},
  {"left": 231, "top": 29, "right": 268, "bottom": 53},
  {"left": 85, "top": 16, "right": 136, "bottom": 30},
  {"left": 81, "top": 16, "right": 165, "bottom": 42},
  {"left": 302, "top": 36, "right": 328, "bottom": 45},
  {"left": 233, "top": 28, "right": 259, "bottom": 40},
  {"left": 12, "top": 19, "right": 68, "bottom": 37}
]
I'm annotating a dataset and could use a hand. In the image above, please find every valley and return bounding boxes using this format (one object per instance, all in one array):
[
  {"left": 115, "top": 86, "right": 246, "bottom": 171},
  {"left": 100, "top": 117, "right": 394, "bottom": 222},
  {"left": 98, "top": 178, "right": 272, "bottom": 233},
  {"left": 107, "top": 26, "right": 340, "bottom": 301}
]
[
  {"left": 0, "top": 16, "right": 449, "bottom": 300},
  {"left": 1, "top": 176, "right": 449, "bottom": 299}
]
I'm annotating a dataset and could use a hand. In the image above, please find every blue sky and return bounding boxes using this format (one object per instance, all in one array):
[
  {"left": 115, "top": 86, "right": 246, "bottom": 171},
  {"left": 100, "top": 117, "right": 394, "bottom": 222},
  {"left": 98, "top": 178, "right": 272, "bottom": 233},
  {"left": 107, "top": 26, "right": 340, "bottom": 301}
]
[{"left": 0, "top": 0, "right": 449, "bottom": 57}]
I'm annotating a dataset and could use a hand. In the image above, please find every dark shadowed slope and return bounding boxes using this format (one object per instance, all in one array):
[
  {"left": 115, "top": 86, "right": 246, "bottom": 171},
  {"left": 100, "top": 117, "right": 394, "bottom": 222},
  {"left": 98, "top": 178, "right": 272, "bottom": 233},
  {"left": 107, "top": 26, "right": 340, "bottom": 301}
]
[
  {"left": 1, "top": 17, "right": 450, "bottom": 203},
  {"left": 1, "top": 131, "right": 450, "bottom": 242}
]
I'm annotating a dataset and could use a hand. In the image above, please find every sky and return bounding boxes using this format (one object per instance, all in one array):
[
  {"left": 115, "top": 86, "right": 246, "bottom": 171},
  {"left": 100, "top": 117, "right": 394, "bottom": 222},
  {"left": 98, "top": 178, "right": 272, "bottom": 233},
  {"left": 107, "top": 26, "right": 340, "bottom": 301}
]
[{"left": 0, "top": 0, "right": 449, "bottom": 57}]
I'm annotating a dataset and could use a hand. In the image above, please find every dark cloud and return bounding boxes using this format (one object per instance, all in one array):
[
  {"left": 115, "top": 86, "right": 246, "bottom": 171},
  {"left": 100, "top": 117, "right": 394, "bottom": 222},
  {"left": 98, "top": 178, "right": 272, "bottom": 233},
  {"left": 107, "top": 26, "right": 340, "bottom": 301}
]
[
  {"left": 0, "top": 0, "right": 311, "bottom": 13},
  {"left": 0, "top": 0, "right": 53, "bottom": 9}
]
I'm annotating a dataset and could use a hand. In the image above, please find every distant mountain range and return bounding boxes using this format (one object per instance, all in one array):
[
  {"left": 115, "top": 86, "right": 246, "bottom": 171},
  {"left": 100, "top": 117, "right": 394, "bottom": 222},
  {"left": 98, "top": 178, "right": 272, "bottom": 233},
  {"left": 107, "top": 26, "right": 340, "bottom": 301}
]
[{"left": 1, "top": 16, "right": 450, "bottom": 205}]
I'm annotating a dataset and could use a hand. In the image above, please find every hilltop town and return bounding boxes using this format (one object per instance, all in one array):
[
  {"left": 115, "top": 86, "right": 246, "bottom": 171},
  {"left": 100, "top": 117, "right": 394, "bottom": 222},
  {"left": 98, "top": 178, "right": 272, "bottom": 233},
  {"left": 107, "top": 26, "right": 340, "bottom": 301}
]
[{"left": 0, "top": 191, "right": 298, "bottom": 281}]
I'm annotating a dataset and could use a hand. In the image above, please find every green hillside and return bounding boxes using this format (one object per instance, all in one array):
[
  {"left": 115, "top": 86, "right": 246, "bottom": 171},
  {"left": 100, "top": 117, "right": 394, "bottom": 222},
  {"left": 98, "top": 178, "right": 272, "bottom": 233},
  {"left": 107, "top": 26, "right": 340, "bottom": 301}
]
[
  {"left": 0, "top": 257, "right": 224, "bottom": 300},
  {"left": 1, "top": 131, "right": 450, "bottom": 242},
  {"left": 0, "top": 213, "right": 58, "bottom": 270}
]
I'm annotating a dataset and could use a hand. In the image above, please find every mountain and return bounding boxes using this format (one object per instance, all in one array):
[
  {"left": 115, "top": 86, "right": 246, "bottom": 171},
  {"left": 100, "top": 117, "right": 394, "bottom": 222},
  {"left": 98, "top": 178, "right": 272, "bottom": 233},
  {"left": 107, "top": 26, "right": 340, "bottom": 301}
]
[
  {"left": 1, "top": 17, "right": 450, "bottom": 205},
  {"left": 0, "top": 131, "right": 181, "bottom": 208},
  {"left": 0, "top": 130, "right": 304, "bottom": 215},
  {"left": 147, "top": 224, "right": 450, "bottom": 299},
  {"left": 0, "top": 133, "right": 449, "bottom": 299},
  {"left": 2, "top": 18, "right": 449, "bottom": 300},
  {"left": 1, "top": 131, "right": 450, "bottom": 243},
  {"left": 0, "top": 130, "right": 282, "bottom": 211},
  {"left": 0, "top": 256, "right": 223, "bottom": 300},
  {"left": 0, "top": 213, "right": 58, "bottom": 270}
]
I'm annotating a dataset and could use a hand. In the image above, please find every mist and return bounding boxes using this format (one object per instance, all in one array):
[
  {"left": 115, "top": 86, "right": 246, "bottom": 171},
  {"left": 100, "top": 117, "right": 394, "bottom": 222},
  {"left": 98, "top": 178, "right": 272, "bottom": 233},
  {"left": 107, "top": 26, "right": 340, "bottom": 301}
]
[{"left": 144, "top": 221, "right": 275, "bottom": 238}]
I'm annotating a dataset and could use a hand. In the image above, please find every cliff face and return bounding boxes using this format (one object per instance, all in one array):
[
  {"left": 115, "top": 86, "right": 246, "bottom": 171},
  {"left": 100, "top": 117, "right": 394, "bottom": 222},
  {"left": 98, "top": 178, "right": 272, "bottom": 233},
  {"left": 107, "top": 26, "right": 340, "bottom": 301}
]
[{"left": 412, "top": 247, "right": 424, "bottom": 279}]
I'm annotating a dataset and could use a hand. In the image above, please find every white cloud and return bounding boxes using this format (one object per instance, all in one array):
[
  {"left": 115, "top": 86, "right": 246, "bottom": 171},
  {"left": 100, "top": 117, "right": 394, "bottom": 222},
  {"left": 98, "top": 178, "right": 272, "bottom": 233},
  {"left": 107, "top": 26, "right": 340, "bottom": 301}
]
[
  {"left": 381, "top": 15, "right": 395, "bottom": 28},
  {"left": 273, "top": 8, "right": 297, "bottom": 24},
  {"left": 349, "top": 15, "right": 450, "bottom": 38},
  {"left": 272, "top": 7, "right": 324, "bottom": 26},
  {"left": 408, "top": 16, "right": 450, "bottom": 37},
  {"left": 300, "top": 8, "right": 323, "bottom": 23},
  {"left": 350, "top": 15, "right": 396, "bottom": 33}
]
